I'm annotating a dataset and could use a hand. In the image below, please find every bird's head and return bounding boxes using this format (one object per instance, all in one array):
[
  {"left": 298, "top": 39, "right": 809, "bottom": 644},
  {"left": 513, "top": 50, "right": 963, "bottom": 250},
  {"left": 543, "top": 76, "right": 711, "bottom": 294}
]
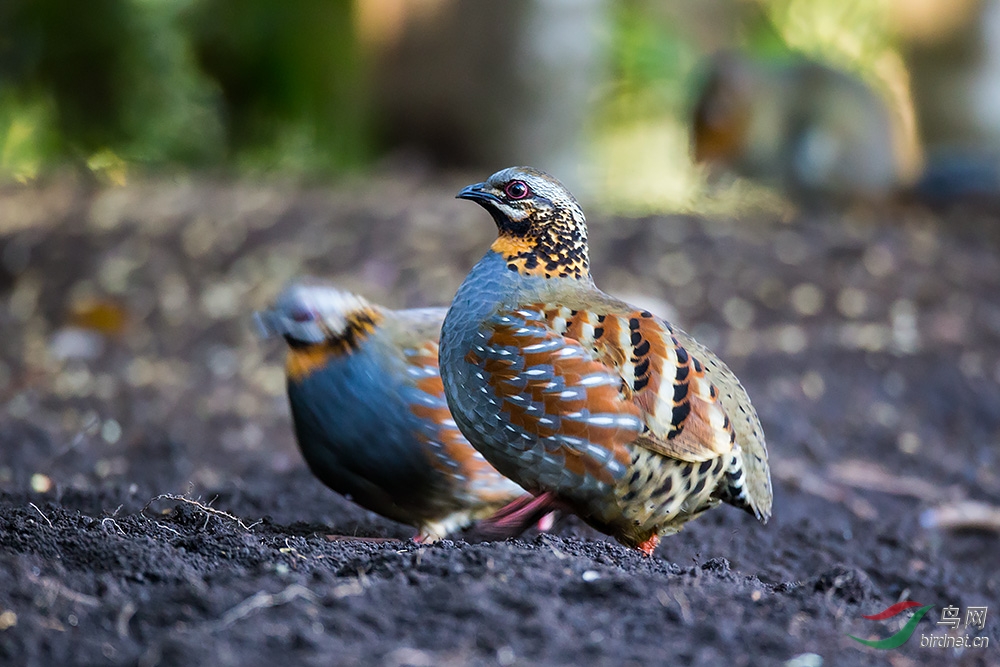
[
  {"left": 457, "top": 166, "right": 590, "bottom": 280},
  {"left": 255, "top": 282, "right": 384, "bottom": 378}
]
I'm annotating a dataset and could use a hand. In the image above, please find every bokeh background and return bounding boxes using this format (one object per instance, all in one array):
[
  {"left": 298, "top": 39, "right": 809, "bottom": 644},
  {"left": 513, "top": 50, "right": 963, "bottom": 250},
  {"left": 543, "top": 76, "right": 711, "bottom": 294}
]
[
  {"left": 1, "top": 3, "right": 999, "bottom": 665},
  {"left": 3, "top": 0, "right": 1000, "bottom": 211}
]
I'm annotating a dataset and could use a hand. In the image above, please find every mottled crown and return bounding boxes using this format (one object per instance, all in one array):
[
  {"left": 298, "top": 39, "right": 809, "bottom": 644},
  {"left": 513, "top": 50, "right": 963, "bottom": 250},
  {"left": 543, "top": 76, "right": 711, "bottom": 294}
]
[
  {"left": 457, "top": 166, "right": 590, "bottom": 280},
  {"left": 254, "top": 281, "right": 382, "bottom": 348}
]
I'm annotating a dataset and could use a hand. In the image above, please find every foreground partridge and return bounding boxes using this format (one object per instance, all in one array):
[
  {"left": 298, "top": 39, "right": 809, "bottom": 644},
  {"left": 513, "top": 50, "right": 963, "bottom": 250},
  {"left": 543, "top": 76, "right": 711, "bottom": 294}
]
[
  {"left": 440, "top": 167, "right": 772, "bottom": 554},
  {"left": 255, "top": 281, "right": 527, "bottom": 541}
]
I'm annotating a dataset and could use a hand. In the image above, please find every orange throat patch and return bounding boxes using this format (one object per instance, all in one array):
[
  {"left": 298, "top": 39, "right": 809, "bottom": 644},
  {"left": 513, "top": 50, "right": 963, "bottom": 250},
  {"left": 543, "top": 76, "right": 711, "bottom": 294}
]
[
  {"left": 286, "top": 345, "right": 338, "bottom": 382},
  {"left": 490, "top": 234, "right": 535, "bottom": 259},
  {"left": 490, "top": 232, "right": 589, "bottom": 280}
]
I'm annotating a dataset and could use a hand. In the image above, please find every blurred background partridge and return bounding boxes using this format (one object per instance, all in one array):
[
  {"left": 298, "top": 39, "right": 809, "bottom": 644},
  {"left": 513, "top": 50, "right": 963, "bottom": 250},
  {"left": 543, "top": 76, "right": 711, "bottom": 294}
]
[
  {"left": 256, "top": 281, "right": 528, "bottom": 541},
  {"left": 691, "top": 52, "right": 905, "bottom": 203},
  {"left": 440, "top": 167, "right": 772, "bottom": 555}
]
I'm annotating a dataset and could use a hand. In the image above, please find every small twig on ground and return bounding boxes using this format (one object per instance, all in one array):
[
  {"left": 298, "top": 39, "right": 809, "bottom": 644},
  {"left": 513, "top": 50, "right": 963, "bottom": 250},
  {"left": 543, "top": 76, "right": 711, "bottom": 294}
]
[
  {"left": 28, "top": 502, "right": 53, "bottom": 528},
  {"left": 773, "top": 459, "right": 878, "bottom": 520},
  {"left": 28, "top": 573, "right": 100, "bottom": 607},
  {"left": 323, "top": 535, "right": 401, "bottom": 544},
  {"left": 213, "top": 584, "right": 317, "bottom": 629},
  {"left": 829, "top": 460, "right": 946, "bottom": 501},
  {"left": 157, "top": 522, "right": 182, "bottom": 537},
  {"left": 116, "top": 601, "right": 137, "bottom": 639},
  {"left": 101, "top": 517, "right": 126, "bottom": 535},
  {"left": 331, "top": 578, "right": 366, "bottom": 599},
  {"left": 920, "top": 501, "right": 1000, "bottom": 532},
  {"left": 548, "top": 544, "right": 569, "bottom": 560},
  {"left": 663, "top": 589, "right": 693, "bottom": 625},
  {"left": 279, "top": 538, "right": 308, "bottom": 560},
  {"left": 142, "top": 494, "right": 261, "bottom": 532}
]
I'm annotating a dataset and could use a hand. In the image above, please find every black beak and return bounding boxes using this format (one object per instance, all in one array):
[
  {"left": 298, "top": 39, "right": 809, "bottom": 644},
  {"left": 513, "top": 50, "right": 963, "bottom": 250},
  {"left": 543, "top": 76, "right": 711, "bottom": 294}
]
[{"left": 456, "top": 182, "right": 501, "bottom": 205}]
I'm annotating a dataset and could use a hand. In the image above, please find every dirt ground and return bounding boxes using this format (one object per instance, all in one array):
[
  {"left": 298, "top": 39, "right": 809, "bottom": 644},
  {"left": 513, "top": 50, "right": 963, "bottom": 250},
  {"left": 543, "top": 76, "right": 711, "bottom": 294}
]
[{"left": 0, "top": 175, "right": 998, "bottom": 666}]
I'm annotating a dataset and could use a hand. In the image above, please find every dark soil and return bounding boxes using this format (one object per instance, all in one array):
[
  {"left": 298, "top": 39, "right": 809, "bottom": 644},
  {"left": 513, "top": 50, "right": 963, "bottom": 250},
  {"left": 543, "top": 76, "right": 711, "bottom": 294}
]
[{"left": 0, "top": 176, "right": 998, "bottom": 666}]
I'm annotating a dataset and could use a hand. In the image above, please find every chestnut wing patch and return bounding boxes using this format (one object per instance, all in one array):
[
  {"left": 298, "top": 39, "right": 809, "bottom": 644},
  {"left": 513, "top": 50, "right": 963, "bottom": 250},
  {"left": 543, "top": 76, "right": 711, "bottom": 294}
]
[
  {"left": 538, "top": 305, "right": 735, "bottom": 463},
  {"left": 465, "top": 308, "right": 644, "bottom": 488},
  {"left": 402, "top": 341, "right": 516, "bottom": 500}
]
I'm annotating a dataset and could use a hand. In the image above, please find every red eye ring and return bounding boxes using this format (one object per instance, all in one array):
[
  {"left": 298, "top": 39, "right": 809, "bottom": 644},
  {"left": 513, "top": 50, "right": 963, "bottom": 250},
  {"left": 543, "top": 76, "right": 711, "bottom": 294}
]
[{"left": 504, "top": 180, "right": 531, "bottom": 200}]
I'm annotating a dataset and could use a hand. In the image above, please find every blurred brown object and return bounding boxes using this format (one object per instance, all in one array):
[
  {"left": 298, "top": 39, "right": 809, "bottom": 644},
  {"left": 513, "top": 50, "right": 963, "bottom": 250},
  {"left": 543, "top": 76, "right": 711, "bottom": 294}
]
[
  {"left": 920, "top": 501, "right": 1000, "bottom": 533},
  {"left": 895, "top": 0, "right": 1000, "bottom": 203},
  {"left": 692, "top": 52, "right": 907, "bottom": 202},
  {"left": 69, "top": 298, "right": 129, "bottom": 337},
  {"left": 362, "top": 0, "right": 607, "bottom": 193},
  {"left": 895, "top": 0, "right": 1000, "bottom": 150}
]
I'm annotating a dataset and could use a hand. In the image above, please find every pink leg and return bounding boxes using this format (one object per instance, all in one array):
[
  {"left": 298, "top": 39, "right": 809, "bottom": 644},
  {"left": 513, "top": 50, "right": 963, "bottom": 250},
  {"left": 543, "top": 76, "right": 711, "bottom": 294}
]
[{"left": 474, "top": 492, "right": 561, "bottom": 540}]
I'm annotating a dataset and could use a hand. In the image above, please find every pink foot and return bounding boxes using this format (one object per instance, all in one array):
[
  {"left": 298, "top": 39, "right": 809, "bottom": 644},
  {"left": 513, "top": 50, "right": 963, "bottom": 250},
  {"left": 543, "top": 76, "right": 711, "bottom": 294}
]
[
  {"left": 636, "top": 534, "right": 660, "bottom": 556},
  {"left": 536, "top": 511, "right": 556, "bottom": 532},
  {"left": 474, "top": 492, "right": 562, "bottom": 540}
]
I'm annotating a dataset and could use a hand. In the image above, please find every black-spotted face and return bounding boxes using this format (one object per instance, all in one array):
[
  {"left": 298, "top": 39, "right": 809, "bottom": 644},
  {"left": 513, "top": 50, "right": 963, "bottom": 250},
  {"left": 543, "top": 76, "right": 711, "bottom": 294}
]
[{"left": 457, "top": 166, "right": 590, "bottom": 280}]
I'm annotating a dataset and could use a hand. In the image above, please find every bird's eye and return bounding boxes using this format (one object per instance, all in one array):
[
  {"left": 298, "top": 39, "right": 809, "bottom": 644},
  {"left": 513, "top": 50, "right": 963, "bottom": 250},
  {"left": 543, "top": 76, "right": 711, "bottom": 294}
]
[
  {"left": 290, "top": 308, "right": 314, "bottom": 322},
  {"left": 504, "top": 180, "right": 530, "bottom": 200}
]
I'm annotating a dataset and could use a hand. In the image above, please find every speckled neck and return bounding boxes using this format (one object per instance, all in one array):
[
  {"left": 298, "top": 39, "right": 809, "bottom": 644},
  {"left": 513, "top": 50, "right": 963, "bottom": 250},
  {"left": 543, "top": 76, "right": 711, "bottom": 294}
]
[{"left": 490, "top": 207, "right": 589, "bottom": 280}]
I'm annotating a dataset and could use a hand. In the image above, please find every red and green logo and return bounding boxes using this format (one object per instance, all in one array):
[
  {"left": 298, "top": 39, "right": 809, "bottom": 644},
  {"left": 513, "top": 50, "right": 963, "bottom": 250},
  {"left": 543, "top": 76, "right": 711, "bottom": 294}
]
[{"left": 848, "top": 601, "right": 935, "bottom": 649}]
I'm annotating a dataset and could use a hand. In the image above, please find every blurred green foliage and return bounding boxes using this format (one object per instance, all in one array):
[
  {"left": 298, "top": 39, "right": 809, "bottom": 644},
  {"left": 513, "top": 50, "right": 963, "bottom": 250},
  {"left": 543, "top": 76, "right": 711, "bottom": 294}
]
[
  {"left": 595, "top": 0, "right": 909, "bottom": 213},
  {"left": 0, "top": 0, "right": 367, "bottom": 181},
  {"left": 603, "top": 0, "right": 895, "bottom": 124},
  {"left": 0, "top": 0, "right": 900, "bottom": 189},
  {"left": 185, "top": 0, "right": 369, "bottom": 173},
  {"left": 608, "top": 3, "right": 695, "bottom": 121},
  {"left": 1, "top": 0, "right": 223, "bottom": 175},
  {"left": 763, "top": 0, "right": 898, "bottom": 80}
]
